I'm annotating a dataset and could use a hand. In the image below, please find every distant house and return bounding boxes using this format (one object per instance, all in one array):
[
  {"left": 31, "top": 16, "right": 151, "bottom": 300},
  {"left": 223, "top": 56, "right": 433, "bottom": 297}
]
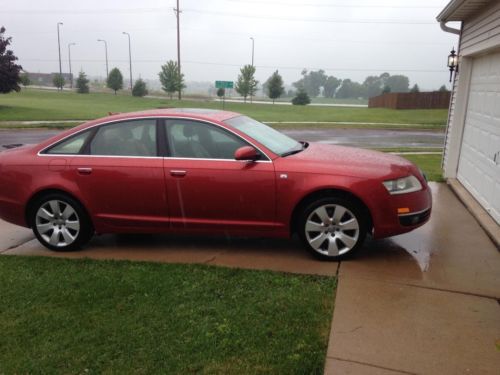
[
  {"left": 26, "top": 72, "right": 73, "bottom": 87},
  {"left": 438, "top": 0, "right": 500, "bottom": 225}
]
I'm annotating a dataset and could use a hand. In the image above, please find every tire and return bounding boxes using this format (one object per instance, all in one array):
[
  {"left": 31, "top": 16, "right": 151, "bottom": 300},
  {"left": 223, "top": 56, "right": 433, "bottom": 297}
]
[
  {"left": 30, "top": 193, "right": 94, "bottom": 251},
  {"left": 298, "top": 196, "right": 367, "bottom": 261}
]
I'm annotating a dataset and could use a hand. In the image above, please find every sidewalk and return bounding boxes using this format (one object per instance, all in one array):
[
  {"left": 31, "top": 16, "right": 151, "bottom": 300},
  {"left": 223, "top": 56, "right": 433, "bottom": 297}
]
[{"left": 325, "top": 183, "right": 500, "bottom": 374}]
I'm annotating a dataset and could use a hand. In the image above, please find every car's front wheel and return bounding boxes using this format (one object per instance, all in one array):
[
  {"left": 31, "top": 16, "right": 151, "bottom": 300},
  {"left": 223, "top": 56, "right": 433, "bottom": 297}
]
[
  {"left": 299, "top": 197, "right": 367, "bottom": 260},
  {"left": 30, "top": 193, "right": 93, "bottom": 251}
]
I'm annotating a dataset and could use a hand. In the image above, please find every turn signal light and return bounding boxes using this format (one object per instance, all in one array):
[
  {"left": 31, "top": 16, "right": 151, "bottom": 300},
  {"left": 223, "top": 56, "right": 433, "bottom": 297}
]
[{"left": 397, "top": 207, "right": 410, "bottom": 214}]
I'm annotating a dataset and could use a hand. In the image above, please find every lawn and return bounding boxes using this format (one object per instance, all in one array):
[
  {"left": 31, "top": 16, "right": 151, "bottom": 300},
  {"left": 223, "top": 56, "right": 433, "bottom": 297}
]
[
  {"left": 0, "top": 256, "right": 336, "bottom": 374},
  {"left": 0, "top": 89, "right": 447, "bottom": 128},
  {"left": 402, "top": 154, "right": 444, "bottom": 182}
]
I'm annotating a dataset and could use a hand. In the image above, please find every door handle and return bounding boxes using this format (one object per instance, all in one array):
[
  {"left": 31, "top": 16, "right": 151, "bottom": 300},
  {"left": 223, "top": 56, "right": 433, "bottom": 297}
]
[
  {"left": 77, "top": 167, "right": 93, "bottom": 175},
  {"left": 170, "top": 170, "right": 187, "bottom": 177}
]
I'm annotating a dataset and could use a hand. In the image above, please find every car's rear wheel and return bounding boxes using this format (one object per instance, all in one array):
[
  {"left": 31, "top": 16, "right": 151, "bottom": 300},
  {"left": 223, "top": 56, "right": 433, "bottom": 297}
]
[
  {"left": 31, "top": 193, "right": 93, "bottom": 251},
  {"left": 298, "top": 197, "right": 367, "bottom": 260}
]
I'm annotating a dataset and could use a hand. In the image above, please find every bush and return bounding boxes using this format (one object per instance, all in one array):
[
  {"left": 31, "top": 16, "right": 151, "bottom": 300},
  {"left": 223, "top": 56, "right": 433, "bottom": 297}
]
[
  {"left": 132, "top": 78, "right": 148, "bottom": 97},
  {"left": 76, "top": 71, "right": 89, "bottom": 94},
  {"left": 216, "top": 87, "right": 225, "bottom": 98},
  {"left": 291, "top": 89, "right": 311, "bottom": 105}
]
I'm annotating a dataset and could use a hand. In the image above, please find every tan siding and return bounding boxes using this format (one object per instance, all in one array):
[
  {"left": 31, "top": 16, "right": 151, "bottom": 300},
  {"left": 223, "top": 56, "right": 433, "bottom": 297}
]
[{"left": 460, "top": 0, "right": 500, "bottom": 55}]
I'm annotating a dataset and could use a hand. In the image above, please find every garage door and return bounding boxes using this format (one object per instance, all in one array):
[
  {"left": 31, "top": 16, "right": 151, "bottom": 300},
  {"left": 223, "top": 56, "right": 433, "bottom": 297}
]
[{"left": 457, "top": 50, "right": 500, "bottom": 225}]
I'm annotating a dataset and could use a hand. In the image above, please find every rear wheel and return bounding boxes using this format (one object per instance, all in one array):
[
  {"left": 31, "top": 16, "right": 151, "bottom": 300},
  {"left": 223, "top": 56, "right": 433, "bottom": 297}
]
[
  {"left": 298, "top": 197, "right": 367, "bottom": 260},
  {"left": 31, "top": 193, "right": 93, "bottom": 251}
]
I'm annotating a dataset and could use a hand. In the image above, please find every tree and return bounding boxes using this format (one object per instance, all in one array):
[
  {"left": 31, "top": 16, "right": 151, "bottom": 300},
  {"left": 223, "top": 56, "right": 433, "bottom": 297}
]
[
  {"left": 235, "top": 64, "right": 258, "bottom": 103},
  {"left": 293, "top": 69, "right": 327, "bottom": 97},
  {"left": 323, "top": 76, "right": 342, "bottom": 98},
  {"left": 52, "top": 74, "right": 65, "bottom": 90},
  {"left": 158, "top": 60, "right": 185, "bottom": 99},
  {"left": 216, "top": 87, "right": 225, "bottom": 98},
  {"left": 382, "top": 85, "right": 391, "bottom": 94},
  {"left": 336, "top": 79, "right": 366, "bottom": 99},
  {"left": 0, "top": 27, "right": 22, "bottom": 94},
  {"left": 410, "top": 84, "right": 420, "bottom": 93},
  {"left": 107, "top": 67, "right": 123, "bottom": 94},
  {"left": 75, "top": 71, "right": 89, "bottom": 93},
  {"left": 20, "top": 73, "right": 30, "bottom": 86},
  {"left": 132, "top": 78, "right": 148, "bottom": 97},
  {"left": 438, "top": 85, "right": 450, "bottom": 92},
  {"left": 291, "top": 88, "right": 311, "bottom": 105},
  {"left": 385, "top": 75, "right": 409, "bottom": 93},
  {"left": 265, "top": 70, "right": 284, "bottom": 103},
  {"left": 362, "top": 75, "right": 383, "bottom": 98}
]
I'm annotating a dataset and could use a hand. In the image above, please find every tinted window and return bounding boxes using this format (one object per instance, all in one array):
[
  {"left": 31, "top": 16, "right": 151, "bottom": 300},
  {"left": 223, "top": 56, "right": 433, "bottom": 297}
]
[
  {"left": 166, "top": 120, "right": 251, "bottom": 159},
  {"left": 90, "top": 119, "right": 157, "bottom": 157},
  {"left": 45, "top": 130, "right": 91, "bottom": 155}
]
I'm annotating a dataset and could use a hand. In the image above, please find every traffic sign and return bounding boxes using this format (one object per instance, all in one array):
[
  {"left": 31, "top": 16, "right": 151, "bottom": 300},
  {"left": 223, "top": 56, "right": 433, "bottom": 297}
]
[{"left": 215, "top": 80, "right": 234, "bottom": 89}]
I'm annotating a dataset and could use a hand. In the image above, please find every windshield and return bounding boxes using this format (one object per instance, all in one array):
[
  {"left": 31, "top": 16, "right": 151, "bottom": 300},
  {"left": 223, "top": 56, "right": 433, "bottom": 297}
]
[{"left": 224, "top": 116, "right": 301, "bottom": 156}]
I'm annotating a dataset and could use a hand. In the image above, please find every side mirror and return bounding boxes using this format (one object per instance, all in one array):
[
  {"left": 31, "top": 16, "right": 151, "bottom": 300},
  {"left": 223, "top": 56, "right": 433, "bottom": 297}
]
[{"left": 234, "top": 146, "right": 259, "bottom": 161}]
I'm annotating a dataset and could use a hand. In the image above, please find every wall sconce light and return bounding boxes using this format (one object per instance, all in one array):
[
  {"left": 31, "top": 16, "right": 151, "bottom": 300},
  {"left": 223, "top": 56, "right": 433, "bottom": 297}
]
[{"left": 447, "top": 48, "right": 459, "bottom": 82}]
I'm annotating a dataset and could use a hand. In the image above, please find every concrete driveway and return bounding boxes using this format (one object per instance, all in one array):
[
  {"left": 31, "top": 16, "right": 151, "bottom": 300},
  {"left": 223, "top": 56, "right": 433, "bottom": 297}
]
[{"left": 1, "top": 182, "right": 499, "bottom": 373}]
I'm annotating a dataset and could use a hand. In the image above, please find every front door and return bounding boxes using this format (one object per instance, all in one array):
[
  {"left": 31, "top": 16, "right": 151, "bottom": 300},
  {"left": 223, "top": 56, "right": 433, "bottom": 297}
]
[{"left": 162, "top": 119, "right": 277, "bottom": 233}]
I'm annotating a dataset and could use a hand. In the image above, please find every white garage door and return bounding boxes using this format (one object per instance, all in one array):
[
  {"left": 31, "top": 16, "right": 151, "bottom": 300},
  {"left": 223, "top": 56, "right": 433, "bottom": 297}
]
[{"left": 457, "top": 50, "right": 500, "bottom": 225}]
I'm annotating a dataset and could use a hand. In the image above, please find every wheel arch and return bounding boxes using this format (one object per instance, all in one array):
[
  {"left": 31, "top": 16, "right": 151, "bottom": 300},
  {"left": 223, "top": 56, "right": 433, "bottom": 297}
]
[
  {"left": 290, "top": 188, "right": 373, "bottom": 235},
  {"left": 25, "top": 188, "right": 92, "bottom": 229}
]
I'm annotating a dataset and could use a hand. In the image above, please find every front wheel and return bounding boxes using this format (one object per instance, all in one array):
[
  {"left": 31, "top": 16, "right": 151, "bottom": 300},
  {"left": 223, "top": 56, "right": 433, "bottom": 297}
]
[
  {"left": 298, "top": 197, "right": 367, "bottom": 261},
  {"left": 31, "top": 193, "right": 93, "bottom": 251}
]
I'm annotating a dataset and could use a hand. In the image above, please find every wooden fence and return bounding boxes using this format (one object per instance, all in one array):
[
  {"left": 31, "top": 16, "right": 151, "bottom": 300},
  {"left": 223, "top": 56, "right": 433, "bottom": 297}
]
[{"left": 368, "top": 92, "right": 451, "bottom": 109}]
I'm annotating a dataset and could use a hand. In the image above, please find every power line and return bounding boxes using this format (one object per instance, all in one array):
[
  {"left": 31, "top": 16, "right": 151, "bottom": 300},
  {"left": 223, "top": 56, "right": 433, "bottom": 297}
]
[
  {"left": 223, "top": 0, "right": 442, "bottom": 9},
  {"left": 182, "top": 8, "right": 436, "bottom": 24}
]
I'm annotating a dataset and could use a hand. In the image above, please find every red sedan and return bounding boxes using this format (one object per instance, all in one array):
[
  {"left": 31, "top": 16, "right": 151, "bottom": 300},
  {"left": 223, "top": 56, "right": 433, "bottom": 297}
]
[{"left": 0, "top": 109, "right": 431, "bottom": 260}]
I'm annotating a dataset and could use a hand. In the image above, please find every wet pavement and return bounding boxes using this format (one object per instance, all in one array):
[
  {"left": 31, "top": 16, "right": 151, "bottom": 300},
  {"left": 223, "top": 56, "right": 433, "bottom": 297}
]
[
  {"left": 0, "top": 128, "right": 444, "bottom": 149},
  {"left": 1, "top": 183, "right": 499, "bottom": 373}
]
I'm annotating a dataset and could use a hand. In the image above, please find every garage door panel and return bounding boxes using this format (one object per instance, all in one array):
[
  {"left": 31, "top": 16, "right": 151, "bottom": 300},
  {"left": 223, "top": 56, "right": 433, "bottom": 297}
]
[{"left": 457, "top": 50, "right": 500, "bottom": 225}]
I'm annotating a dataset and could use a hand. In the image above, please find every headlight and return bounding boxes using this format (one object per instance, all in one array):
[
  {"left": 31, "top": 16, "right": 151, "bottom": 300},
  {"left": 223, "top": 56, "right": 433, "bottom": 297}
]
[{"left": 383, "top": 175, "right": 422, "bottom": 195}]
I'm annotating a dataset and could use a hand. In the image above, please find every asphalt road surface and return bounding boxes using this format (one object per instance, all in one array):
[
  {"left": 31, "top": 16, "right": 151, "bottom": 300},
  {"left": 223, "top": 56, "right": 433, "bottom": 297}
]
[{"left": 0, "top": 128, "right": 444, "bottom": 149}]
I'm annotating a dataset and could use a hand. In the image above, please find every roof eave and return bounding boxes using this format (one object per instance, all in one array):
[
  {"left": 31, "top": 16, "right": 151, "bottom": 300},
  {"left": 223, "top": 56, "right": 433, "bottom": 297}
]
[{"left": 436, "top": 0, "right": 466, "bottom": 22}]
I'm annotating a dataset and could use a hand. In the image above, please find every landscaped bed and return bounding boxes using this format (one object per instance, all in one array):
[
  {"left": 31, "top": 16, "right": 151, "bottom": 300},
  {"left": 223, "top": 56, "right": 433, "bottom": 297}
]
[{"left": 0, "top": 256, "right": 336, "bottom": 373}]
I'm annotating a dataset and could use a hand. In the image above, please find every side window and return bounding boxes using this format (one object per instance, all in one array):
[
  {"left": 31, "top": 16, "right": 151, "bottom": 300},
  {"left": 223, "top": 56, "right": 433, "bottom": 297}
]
[
  {"left": 90, "top": 119, "right": 157, "bottom": 157},
  {"left": 166, "top": 120, "right": 252, "bottom": 159},
  {"left": 45, "top": 130, "right": 91, "bottom": 155}
]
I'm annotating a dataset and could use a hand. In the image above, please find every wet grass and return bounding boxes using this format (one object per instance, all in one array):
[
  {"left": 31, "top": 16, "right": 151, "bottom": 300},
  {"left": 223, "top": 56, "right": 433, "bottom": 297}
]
[
  {"left": 0, "top": 256, "right": 336, "bottom": 374},
  {"left": 0, "top": 89, "right": 447, "bottom": 127},
  {"left": 401, "top": 153, "right": 444, "bottom": 182}
]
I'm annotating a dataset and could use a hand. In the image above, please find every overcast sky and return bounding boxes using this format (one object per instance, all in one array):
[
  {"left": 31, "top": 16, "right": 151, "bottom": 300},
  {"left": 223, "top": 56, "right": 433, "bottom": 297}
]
[{"left": 2, "top": 0, "right": 459, "bottom": 90}]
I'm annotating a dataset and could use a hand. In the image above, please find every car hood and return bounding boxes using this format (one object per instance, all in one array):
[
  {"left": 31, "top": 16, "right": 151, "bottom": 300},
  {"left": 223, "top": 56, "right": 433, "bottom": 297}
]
[{"left": 276, "top": 142, "right": 416, "bottom": 180}]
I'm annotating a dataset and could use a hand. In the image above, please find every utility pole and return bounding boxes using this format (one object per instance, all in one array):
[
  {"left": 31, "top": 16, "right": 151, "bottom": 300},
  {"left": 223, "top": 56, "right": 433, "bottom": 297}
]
[
  {"left": 97, "top": 39, "right": 109, "bottom": 79},
  {"left": 68, "top": 43, "right": 76, "bottom": 88},
  {"left": 57, "top": 22, "right": 63, "bottom": 91},
  {"left": 174, "top": 0, "right": 182, "bottom": 100},
  {"left": 122, "top": 32, "right": 133, "bottom": 91}
]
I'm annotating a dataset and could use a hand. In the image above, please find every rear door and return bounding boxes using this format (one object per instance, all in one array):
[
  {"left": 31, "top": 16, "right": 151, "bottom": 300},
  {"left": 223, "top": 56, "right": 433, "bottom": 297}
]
[
  {"left": 162, "top": 119, "right": 277, "bottom": 233},
  {"left": 70, "top": 118, "right": 168, "bottom": 231}
]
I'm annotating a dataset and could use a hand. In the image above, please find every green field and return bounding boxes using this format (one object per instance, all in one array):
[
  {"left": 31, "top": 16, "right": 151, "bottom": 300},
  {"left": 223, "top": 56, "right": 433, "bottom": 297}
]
[
  {"left": 402, "top": 154, "right": 444, "bottom": 182},
  {"left": 0, "top": 256, "right": 335, "bottom": 374},
  {"left": 0, "top": 89, "right": 447, "bottom": 128}
]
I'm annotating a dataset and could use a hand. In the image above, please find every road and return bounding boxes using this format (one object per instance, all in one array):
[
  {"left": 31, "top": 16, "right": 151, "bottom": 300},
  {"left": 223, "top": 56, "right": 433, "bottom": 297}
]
[{"left": 0, "top": 128, "right": 444, "bottom": 149}]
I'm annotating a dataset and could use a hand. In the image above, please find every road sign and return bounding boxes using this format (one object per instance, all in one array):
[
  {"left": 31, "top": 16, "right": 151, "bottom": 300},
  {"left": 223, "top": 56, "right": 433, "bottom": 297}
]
[{"left": 215, "top": 80, "right": 234, "bottom": 89}]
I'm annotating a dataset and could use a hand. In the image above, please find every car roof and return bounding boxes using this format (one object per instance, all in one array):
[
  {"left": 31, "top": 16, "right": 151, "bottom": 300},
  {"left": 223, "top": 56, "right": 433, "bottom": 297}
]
[{"left": 98, "top": 108, "right": 241, "bottom": 124}]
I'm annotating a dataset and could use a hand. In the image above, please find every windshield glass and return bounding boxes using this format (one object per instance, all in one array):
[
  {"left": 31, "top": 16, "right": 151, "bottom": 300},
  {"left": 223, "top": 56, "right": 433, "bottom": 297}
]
[{"left": 224, "top": 116, "right": 300, "bottom": 156}]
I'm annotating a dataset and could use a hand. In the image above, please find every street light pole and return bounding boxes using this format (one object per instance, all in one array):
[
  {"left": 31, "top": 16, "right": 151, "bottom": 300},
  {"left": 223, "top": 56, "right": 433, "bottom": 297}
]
[
  {"left": 97, "top": 39, "right": 109, "bottom": 79},
  {"left": 68, "top": 42, "right": 76, "bottom": 88},
  {"left": 250, "top": 37, "right": 254, "bottom": 67},
  {"left": 250, "top": 37, "right": 255, "bottom": 103},
  {"left": 122, "top": 32, "right": 133, "bottom": 91},
  {"left": 174, "top": 0, "right": 182, "bottom": 100},
  {"left": 57, "top": 22, "right": 63, "bottom": 91}
]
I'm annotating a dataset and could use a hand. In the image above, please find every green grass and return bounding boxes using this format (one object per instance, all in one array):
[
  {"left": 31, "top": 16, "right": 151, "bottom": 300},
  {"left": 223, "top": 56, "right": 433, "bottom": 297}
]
[
  {"left": 401, "top": 154, "right": 444, "bottom": 182},
  {"left": 0, "top": 256, "right": 336, "bottom": 374},
  {"left": 0, "top": 89, "right": 447, "bottom": 128}
]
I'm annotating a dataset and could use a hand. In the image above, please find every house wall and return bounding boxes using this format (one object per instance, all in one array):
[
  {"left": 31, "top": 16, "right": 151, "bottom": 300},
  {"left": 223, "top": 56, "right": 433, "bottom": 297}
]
[{"left": 442, "top": 0, "right": 500, "bottom": 178}]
